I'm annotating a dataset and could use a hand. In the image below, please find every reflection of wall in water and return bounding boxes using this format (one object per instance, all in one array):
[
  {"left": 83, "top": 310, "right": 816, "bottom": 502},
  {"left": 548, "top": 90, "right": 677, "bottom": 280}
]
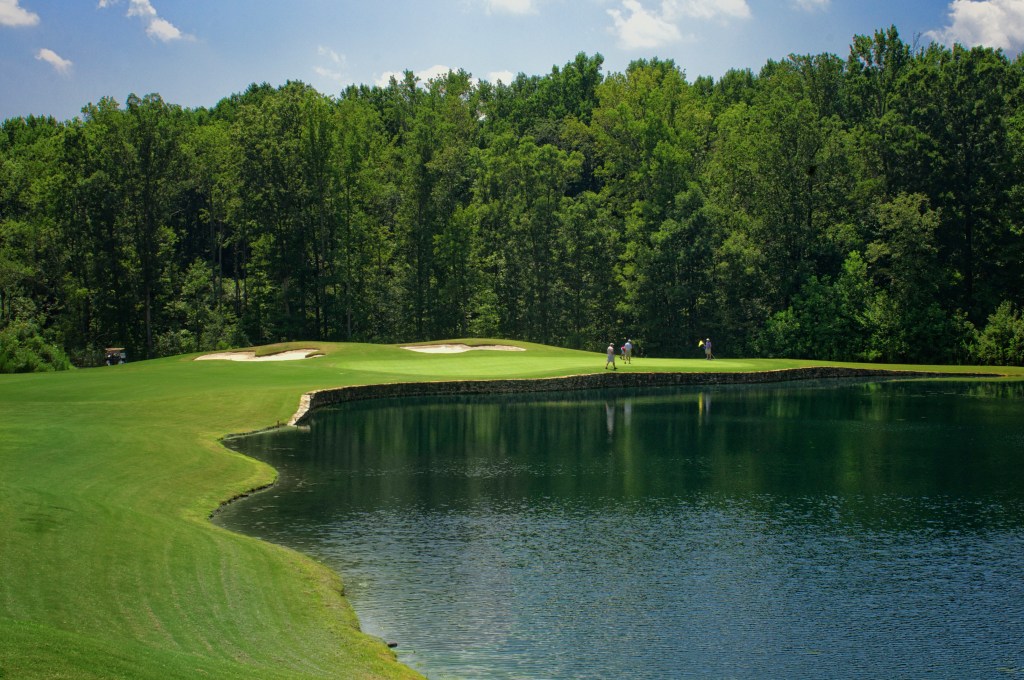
[{"left": 226, "top": 382, "right": 1024, "bottom": 520}]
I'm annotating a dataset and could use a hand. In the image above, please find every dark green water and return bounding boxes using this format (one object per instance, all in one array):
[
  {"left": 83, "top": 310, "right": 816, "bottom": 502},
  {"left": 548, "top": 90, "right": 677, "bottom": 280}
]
[{"left": 216, "top": 379, "right": 1024, "bottom": 679}]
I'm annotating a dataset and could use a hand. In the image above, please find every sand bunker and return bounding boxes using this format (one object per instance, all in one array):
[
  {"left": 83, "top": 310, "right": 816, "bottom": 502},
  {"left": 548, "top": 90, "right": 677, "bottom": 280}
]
[
  {"left": 195, "top": 349, "right": 321, "bottom": 362},
  {"left": 400, "top": 343, "right": 526, "bottom": 354}
]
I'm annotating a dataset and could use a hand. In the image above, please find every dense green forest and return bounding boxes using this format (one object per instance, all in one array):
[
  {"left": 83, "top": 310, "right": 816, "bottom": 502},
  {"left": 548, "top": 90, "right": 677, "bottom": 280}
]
[{"left": 2, "top": 27, "right": 1023, "bottom": 370}]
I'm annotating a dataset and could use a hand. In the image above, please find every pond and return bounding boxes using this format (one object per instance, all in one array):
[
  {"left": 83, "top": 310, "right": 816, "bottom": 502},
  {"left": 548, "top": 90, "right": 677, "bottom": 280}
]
[{"left": 215, "top": 379, "right": 1024, "bottom": 679}]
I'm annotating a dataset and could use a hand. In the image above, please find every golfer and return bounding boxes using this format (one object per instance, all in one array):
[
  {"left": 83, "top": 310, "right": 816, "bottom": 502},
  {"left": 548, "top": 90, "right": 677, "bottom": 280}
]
[
  {"left": 704, "top": 337, "right": 713, "bottom": 360},
  {"left": 624, "top": 339, "right": 633, "bottom": 364},
  {"left": 606, "top": 343, "right": 617, "bottom": 370}
]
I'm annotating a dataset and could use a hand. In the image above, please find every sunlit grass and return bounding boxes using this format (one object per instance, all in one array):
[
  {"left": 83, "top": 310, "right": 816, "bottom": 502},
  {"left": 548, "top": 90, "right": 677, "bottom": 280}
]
[{"left": 0, "top": 340, "right": 1018, "bottom": 678}]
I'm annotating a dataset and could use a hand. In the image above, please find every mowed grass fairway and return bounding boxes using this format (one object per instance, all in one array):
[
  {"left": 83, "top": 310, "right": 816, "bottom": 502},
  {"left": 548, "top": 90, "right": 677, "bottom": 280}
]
[{"left": 1, "top": 340, "right": 1019, "bottom": 679}]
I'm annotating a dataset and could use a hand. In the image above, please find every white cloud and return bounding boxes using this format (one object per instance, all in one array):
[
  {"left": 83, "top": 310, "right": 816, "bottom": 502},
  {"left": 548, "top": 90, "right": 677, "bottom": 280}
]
[
  {"left": 927, "top": 0, "right": 1024, "bottom": 50},
  {"left": 664, "top": 0, "right": 751, "bottom": 22},
  {"left": 36, "top": 48, "right": 72, "bottom": 74},
  {"left": 608, "top": 0, "right": 682, "bottom": 49},
  {"left": 608, "top": 0, "right": 751, "bottom": 49},
  {"left": 484, "top": 0, "right": 537, "bottom": 14},
  {"left": 314, "top": 66, "right": 345, "bottom": 83},
  {"left": 318, "top": 45, "right": 345, "bottom": 66},
  {"left": 146, "top": 16, "right": 182, "bottom": 41},
  {"left": 100, "top": 0, "right": 192, "bottom": 42},
  {"left": 314, "top": 46, "right": 348, "bottom": 84},
  {"left": 419, "top": 64, "right": 456, "bottom": 82},
  {"left": 375, "top": 65, "right": 456, "bottom": 88},
  {"left": 0, "top": 0, "right": 40, "bottom": 27},
  {"left": 487, "top": 69, "right": 516, "bottom": 84},
  {"left": 791, "top": 0, "right": 830, "bottom": 11},
  {"left": 375, "top": 70, "right": 402, "bottom": 87},
  {"left": 126, "top": 0, "right": 156, "bottom": 19}
]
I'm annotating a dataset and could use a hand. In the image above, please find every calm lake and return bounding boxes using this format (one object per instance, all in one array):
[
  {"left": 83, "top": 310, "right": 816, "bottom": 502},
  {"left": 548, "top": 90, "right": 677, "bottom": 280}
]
[{"left": 216, "top": 379, "right": 1024, "bottom": 679}]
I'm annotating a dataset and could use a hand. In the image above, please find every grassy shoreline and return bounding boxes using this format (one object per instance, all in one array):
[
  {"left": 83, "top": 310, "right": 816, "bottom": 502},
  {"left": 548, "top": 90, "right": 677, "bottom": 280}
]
[{"left": 1, "top": 340, "right": 1019, "bottom": 678}]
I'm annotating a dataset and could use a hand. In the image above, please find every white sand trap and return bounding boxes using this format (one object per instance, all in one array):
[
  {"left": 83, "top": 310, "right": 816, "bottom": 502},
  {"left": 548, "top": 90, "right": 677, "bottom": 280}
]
[
  {"left": 195, "top": 349, "right": 321, "bottom": 362},
  {"left": 400, "top": 343, "right": 526, "bottom": 354}
]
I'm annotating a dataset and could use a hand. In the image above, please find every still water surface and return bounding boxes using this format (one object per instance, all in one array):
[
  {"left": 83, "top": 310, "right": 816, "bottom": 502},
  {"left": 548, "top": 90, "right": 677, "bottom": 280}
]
[{"left": 217, "top": 379, "right": 1024, "bottom": 679}]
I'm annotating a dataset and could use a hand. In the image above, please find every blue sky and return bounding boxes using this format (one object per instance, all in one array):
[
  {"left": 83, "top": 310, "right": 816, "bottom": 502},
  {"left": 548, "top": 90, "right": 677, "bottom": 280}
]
[{"left": 2, "top": 0, "right": 1023, "bottom": 121}]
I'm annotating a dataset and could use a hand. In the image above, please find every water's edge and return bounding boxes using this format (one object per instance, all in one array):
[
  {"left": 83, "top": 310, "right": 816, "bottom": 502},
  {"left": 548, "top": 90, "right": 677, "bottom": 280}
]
[
  {"left": 213, "top": 369, "right": 1021, "bottom": 679},
  {"left": 286, "top": 367, "right": 995, "bottom": 426},
  {"left": 211, "top": 368, "right": 994, "bottom": 520}
]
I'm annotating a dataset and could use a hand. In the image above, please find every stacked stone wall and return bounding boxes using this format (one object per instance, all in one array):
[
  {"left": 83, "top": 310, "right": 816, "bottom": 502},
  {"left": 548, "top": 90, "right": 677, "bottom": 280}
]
[{"left": 287, "top": 368, "right": 986, "bottom": 426}]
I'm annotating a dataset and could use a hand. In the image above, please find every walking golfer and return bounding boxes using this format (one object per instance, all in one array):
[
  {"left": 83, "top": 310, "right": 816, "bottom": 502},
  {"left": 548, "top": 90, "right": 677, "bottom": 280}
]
[{"left": 606, "top": 343, "right": 617, "bottom": 370}]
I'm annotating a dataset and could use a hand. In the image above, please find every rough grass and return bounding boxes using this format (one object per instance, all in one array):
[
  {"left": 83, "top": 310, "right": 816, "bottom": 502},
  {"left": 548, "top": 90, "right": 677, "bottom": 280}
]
[{"left": 1, "top": 340, "right": 1019, "bottom": 678}]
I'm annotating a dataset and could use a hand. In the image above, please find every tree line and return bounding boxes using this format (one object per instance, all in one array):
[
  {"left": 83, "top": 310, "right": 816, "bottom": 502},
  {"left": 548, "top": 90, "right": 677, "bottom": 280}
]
[{"left": 2, "top": 26, "right": 1023, "bottom": 371}]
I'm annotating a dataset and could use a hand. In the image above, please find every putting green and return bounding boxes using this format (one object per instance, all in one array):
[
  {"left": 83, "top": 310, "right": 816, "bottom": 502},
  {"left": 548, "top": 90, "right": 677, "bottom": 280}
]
[{"left": 0, "top": 340, "right": 1017, "bottom": 678}]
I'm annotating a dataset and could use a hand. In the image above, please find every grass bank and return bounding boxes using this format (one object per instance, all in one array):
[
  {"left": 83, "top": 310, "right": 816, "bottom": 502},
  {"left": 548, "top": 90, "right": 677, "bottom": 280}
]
[{"left": 1, "top": 340, "right": 1018, "bottom": 678}]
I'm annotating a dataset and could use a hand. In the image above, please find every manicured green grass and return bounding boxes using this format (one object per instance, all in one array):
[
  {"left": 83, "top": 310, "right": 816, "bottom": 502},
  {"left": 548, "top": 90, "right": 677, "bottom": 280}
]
[{"left": 1, "top": 340, "right": 1019, "bottom": 678}]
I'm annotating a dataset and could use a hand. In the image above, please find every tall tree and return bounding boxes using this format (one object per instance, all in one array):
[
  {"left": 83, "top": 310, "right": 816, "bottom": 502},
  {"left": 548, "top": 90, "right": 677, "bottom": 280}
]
[
  {"left": 123, "top": 93, "right": 189, "bottom": 357},
  {"left": 885, "top": 43, "right": 1019, "bottom": 320},
  {"left": 864, "top": 193, "right": 962, "bottom": 362},
  {"left": 232, "top": 81, "right": 317, "bottom": 342}
]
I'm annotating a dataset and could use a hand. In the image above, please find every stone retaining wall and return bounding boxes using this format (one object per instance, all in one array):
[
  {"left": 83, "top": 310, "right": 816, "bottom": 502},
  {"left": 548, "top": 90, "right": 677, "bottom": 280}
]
[{"left": 287, "top": 367, "right": 985, "bottom": 426}]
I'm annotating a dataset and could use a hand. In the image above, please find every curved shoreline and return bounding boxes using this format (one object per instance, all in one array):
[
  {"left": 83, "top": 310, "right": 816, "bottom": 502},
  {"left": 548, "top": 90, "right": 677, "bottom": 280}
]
[
  {"left": 210, "top": 365, "right": 999, "bottom": 518},
  {"left": 204, "top": 363, "right": 1006, "bottom": 675},
  {"left": 211, "top": 363, "right": 1006, "bottom": 674},
  {"left": 286, "top": 366, "right": 996, "bottom": 426}
]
